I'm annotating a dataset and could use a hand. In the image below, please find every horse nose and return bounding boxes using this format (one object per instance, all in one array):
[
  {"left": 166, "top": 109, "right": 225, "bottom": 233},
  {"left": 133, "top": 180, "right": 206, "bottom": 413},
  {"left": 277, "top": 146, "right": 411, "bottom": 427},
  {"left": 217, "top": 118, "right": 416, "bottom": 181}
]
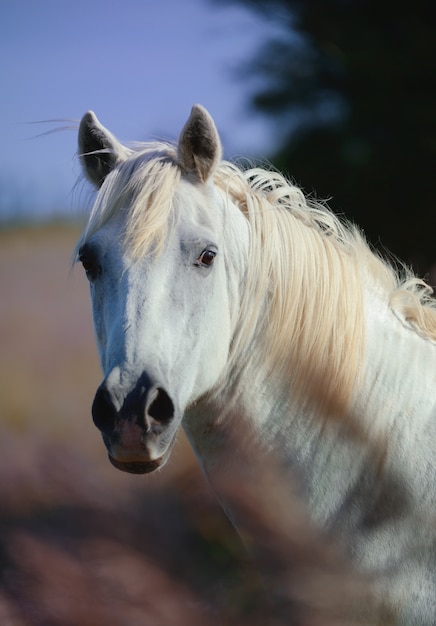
[{"left": 92, "top": 380, "right": 175, "bottom": 436}]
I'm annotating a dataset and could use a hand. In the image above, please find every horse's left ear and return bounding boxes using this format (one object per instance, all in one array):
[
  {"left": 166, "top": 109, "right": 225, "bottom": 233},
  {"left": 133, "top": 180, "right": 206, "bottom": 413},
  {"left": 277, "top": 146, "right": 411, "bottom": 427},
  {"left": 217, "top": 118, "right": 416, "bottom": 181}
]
[
  {"left": 177, "top": 105, "right": 222, "bottom": 183},
  {"left": 78, "top": 111, "right": 128, "bottom": 188}
]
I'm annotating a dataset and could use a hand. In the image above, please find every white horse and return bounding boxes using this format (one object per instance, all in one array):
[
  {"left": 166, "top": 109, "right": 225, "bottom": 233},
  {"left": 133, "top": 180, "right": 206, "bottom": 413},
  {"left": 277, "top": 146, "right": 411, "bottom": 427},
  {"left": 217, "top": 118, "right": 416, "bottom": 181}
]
[{"left": 76, "top": 105, "right": 436, "bottom": 623}]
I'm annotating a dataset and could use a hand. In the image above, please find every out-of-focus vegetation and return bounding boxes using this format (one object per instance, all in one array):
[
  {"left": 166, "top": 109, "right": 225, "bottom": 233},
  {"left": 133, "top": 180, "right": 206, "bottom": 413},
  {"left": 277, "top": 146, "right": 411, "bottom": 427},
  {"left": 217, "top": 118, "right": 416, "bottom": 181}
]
[{"left": 228, "top": 0, "right": 436, "bottom": 279}]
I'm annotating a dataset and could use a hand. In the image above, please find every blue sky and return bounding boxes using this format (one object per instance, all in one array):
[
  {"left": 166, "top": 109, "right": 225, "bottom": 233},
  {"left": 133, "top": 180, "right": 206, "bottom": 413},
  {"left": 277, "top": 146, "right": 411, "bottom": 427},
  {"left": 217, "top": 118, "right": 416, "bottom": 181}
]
[{"left": 0, "top": 0, "right": 286, "bottom": 221}]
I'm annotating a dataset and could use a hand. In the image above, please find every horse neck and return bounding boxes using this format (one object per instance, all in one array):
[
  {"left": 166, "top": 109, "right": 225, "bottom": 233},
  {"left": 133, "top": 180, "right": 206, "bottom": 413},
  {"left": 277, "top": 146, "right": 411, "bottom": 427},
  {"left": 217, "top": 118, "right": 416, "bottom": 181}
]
[
  {"left": 354, "top": 287, "right": 436, "bottom": 464},
  {"left": 184, "top": 283, "right": 436, "bottom": 519},
  {"left": 230, "top": 284, "right": 436, "bottom": 443}
]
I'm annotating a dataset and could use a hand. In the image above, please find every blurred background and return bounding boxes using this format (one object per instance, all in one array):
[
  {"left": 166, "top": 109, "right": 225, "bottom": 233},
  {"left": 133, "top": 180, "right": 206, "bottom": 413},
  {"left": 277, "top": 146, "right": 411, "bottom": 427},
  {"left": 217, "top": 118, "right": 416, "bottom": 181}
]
[{"left": 1, "top": 0, "right": 435, "bottom": 623}]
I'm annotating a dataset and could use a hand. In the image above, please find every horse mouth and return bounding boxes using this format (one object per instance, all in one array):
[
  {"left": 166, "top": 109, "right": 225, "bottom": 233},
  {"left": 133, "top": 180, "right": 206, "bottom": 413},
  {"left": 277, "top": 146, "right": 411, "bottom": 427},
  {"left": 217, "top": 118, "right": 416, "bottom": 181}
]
[{"left": 108, "top": 453, "right": 166, "bottom": 474}]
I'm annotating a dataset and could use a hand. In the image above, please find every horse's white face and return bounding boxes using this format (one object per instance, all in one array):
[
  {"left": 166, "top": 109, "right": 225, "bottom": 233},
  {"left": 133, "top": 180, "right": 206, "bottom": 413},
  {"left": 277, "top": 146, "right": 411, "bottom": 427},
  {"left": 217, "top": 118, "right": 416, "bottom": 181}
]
[{"left": 77, "top": 106, "right": 249, "bottom": 474}]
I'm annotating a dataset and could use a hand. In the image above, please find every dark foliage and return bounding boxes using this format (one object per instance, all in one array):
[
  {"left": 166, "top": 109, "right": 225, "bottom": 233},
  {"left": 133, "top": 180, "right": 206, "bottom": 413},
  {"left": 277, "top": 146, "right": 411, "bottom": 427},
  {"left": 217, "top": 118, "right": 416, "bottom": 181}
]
[{"left": 229, "top": 0, "right": 436, "bottom": 276}]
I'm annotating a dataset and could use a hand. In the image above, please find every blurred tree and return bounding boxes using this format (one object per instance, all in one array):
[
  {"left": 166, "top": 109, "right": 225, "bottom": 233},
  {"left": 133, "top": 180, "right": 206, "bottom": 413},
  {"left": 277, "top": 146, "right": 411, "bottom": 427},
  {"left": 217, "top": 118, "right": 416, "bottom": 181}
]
[{"left": 230, "top": 0, "right": 436, "bottom": 274}]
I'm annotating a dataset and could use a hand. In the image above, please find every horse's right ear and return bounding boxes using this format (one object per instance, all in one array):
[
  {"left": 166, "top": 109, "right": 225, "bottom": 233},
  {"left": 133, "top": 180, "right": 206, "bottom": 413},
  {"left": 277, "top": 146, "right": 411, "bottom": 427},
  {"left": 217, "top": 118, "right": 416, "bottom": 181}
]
[{"left": 78, "top": 111, "right": 127, "bottom": 188}]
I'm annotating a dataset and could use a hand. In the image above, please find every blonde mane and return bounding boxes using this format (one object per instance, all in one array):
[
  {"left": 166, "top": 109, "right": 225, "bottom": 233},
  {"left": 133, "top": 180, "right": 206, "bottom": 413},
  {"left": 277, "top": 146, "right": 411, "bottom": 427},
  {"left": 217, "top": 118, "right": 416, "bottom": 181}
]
[
  {"left": 216, "top": 163, "right": 436, "bottom": 417},
  {"left": 76, "top": 142, "right": 181, "bottom": 260},
  {"left": 77, "top": 143, "right": 436, "bottom": 416}
]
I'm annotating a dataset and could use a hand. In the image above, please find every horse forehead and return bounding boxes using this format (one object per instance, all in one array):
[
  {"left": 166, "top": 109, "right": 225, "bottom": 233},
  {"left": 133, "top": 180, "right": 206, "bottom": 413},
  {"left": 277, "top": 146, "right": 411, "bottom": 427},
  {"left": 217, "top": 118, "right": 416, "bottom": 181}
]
[
  {"left": 84, "top": 177, "right": 232, "bottom": 270},
  {"left": 175, "top": 178, "right": 226, "bottom": 226}
]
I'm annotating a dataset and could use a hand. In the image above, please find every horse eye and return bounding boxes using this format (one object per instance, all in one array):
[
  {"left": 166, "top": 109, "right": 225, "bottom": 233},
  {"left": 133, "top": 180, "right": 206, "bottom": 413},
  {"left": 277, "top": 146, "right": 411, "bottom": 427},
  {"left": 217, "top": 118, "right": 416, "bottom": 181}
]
[
  {"left": 196, "top": 249, "right": 216, "bottom": 268},
  {"left": 78, "top": 246, "right": 101, "bottom": 281}
]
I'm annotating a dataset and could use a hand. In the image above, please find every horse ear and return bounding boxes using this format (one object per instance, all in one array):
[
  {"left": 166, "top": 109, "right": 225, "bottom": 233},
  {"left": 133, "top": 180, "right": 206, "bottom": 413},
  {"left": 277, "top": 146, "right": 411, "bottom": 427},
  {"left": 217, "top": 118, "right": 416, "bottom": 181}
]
[
  {"left": 177, "top": 105, "right": 222, "bottom": 182},
  {"left": 78, "top": 111, "right": 127, "bottom": 188}
]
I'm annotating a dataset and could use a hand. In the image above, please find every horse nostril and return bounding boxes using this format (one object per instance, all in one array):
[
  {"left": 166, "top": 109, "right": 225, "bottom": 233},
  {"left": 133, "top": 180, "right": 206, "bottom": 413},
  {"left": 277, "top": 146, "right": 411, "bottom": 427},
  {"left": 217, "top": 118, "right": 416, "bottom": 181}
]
[
  {"left": 147, "top": 387, "right": 174, "bottom": 424},
  {"left": 92, "top": 382, "right": 174, "bottom": 435},
  {"left": 92, "top": 384, "right": 118, "bottom": 435}
]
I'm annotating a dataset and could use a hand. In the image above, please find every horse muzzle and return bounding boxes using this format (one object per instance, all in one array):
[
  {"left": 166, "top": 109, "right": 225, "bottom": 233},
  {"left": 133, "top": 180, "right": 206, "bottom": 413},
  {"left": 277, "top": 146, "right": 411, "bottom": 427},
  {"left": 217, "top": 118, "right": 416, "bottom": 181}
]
[{"left": 91, "top": 377, "right": 178, "bottom": 474}]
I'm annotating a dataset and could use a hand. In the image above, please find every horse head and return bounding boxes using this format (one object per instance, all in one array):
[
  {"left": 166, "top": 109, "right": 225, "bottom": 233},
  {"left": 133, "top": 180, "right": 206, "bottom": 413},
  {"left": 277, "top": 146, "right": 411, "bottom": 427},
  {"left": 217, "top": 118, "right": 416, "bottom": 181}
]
[{"left": 77, "top": 105, "right": 249, "bottom": 473}]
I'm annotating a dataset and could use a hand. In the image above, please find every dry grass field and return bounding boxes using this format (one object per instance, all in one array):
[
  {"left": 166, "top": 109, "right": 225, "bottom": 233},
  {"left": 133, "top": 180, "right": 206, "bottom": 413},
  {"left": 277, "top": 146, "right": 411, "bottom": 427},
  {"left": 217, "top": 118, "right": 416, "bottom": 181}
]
[{"left": 0, "top": 224, "right": 257, "bottom": 626}]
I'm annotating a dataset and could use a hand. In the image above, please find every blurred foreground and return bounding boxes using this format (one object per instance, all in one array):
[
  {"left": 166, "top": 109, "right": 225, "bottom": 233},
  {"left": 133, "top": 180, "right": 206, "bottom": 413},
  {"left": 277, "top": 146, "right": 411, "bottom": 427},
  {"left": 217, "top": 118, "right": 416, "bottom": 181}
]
[{"left": 0, "top": 225, "right": 256, "bottom": 626}]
